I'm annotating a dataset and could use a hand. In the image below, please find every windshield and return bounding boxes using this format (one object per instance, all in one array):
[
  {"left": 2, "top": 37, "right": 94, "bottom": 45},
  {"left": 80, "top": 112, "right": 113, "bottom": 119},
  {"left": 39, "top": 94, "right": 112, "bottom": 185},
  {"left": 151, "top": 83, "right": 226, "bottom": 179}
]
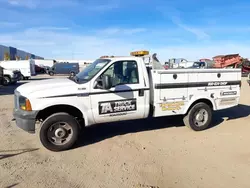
[{"left": 74, "top": 59, "right": 111, "bottom": 83}]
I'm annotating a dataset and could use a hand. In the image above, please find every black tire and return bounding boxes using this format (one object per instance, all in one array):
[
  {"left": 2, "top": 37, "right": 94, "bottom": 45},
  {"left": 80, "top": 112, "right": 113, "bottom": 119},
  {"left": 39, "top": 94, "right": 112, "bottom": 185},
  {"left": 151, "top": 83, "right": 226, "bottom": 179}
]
[
  {"left": 70, "top": 72, "right": 75, "bottom": 76},
  {"left": 3, "top": 76, "right": 11, "bottom": 86},
  {"left": 49, "top": 72, "right": 54, "bottom": 76},
  {"left": 39, "top": 112, "right": 80, "bottom": 152},
  {"left": 21, "top": 74, "right": 25, "bottom": 80},
  {"left": 183, "top": 102, "right": 212, "bottom": 131}
]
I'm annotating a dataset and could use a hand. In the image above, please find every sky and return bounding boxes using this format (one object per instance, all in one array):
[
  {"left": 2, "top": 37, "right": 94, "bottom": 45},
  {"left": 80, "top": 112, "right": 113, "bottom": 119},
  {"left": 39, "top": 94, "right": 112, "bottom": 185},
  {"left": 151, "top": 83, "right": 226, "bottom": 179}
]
[{"left": 1, "top": 0, "right": 250, "bottom": 61}]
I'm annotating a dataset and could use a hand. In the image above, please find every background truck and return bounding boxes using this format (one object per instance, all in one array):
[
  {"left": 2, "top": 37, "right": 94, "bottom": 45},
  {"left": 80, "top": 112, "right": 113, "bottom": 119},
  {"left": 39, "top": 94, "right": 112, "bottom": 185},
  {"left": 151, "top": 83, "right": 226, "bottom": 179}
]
[
  {"left": 168, "top": 58, "right": 195, "bottom": 68},
  {"left": 48, "top": 62, "right": 79, "bottom": 76},
  {"left": 13, "top": 51, "right": 241, "bottom": 151},
  {"left": 34, "top": 59, "right": 57, "bottom": 74},
  {"left": 0, "top": 59, "right": 36, "bottom": 80},
  {"left": 192, "top": 60, "right": 215, "bottom": 69},
  {"left": 2, "top": 68, "right": 21, "bottom": 86}
]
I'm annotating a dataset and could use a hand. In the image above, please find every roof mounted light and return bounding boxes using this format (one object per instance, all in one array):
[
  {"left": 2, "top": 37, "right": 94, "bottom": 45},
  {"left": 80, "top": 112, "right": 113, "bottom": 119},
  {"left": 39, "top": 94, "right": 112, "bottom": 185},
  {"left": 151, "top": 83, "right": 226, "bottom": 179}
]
[
  {"left": 130, "top": 50, "right": 149, "bottom": 57},
  {"left": 100, "top": 55, "right": 115, "bottom": 58},
  {"left": 100, "top": 56, "right": 109, "bottom": 58}
]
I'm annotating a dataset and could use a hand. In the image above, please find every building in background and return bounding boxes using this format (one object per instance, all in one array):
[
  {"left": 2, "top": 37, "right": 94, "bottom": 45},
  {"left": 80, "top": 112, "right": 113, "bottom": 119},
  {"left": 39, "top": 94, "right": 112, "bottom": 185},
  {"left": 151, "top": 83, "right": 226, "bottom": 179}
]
[
  {"left": 0, "top": 45, "right": 10, "bottom": 60},
  {"left": 0, "top": 44, "right": 44, "bottom": 60}
]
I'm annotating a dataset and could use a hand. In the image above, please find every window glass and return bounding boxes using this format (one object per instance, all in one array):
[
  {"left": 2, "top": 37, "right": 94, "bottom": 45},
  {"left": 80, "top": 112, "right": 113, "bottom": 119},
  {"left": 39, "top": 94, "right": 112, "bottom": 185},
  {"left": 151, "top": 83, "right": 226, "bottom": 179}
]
[
  {"left": 75, "top": 59, "right": 111, "bottom": 83},
  {"left": 101, "top": 60, "right": 139, "bottom": 87}
]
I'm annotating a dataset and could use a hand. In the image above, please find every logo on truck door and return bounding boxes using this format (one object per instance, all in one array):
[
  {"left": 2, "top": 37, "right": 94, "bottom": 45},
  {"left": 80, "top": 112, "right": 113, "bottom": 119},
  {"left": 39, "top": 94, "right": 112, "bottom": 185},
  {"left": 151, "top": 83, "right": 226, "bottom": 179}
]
[
  {"left": 99, "top": 98, "right": 137, "bottom": 115},
  {"left": 160, "top": 101, "right": 185, "bottom": 111}
]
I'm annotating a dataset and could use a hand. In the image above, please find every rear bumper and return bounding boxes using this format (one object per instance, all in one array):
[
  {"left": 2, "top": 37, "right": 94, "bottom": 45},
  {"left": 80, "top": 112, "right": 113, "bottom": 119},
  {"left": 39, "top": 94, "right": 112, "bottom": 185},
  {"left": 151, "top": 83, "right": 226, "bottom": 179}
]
[{"left": 13, "top": 109, "right": 38, "bottom": 134}]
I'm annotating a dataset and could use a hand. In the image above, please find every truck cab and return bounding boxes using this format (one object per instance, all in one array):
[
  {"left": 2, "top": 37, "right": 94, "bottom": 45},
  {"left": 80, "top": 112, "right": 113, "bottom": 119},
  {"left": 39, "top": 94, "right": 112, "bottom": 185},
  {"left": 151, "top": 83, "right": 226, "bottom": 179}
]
[{"left": 13, "top": 51, "right": 242, "bottom": 151}]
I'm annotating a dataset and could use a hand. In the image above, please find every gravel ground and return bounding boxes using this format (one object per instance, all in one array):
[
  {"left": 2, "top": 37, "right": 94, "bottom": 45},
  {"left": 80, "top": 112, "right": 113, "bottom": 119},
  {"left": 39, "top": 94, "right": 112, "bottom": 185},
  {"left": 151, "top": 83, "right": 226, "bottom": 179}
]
[{"left": 0, "top": 75, "right": 250, "bottom": 188}]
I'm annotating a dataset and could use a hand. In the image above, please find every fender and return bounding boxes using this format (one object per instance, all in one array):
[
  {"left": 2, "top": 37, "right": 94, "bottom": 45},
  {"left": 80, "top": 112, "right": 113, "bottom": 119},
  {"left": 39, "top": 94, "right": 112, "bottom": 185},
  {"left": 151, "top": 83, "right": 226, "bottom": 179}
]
[
  {"left": 31, "top": 98, "right": 94, "bottom": 127},
  {"left": 183, "top": 96, "right": 216, "bottom": 114}
]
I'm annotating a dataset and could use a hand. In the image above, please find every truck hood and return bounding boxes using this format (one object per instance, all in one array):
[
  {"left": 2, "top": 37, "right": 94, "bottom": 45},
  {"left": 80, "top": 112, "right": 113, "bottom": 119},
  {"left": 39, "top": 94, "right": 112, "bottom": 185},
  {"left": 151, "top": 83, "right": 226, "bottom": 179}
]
[{"left": 16, "top": 78, "right": 77, "bottom": 96}]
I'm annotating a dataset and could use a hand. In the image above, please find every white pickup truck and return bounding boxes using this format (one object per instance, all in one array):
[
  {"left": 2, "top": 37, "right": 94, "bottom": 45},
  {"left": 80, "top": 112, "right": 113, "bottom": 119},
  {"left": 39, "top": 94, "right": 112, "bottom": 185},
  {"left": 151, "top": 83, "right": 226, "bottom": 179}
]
[
  {"left": 13, "top": 51, "right": 242, "bottom": 151},
  {"left": 2, "top": 68, "right": 21, "bottom": 86}
]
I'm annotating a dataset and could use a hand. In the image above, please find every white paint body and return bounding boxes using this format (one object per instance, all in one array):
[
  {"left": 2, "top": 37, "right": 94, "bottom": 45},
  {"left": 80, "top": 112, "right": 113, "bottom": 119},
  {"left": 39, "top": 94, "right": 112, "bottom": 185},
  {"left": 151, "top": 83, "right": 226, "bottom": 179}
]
[
  {"left": 15, "top": 56, "right": 242, "bottom": 126},
  {"left": 3, "top": 69, "right": 17, "bottom": 79},
  {"left": 34, "top": 59, "right": 55, "bottom": 68},
  {"left": 0, "top": 60, "right": 35, "bottom": 77}
]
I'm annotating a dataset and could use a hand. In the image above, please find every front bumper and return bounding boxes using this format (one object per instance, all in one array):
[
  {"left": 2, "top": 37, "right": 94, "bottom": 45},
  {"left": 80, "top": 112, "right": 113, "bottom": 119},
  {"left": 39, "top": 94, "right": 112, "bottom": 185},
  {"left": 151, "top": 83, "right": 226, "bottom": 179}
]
[
  {"left": 11, "top": 77, "right": 19, "bottom": 83},
  {"left": 13, "top": 108, "right": 38, "bottom": 134}
]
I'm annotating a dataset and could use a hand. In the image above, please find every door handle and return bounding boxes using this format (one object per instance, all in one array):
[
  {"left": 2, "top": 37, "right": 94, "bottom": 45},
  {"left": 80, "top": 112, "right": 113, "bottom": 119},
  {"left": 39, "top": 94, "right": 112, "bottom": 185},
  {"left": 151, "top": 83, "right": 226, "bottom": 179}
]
[{"left": 139, "top": 89, "right": 144, "bottom": 96}]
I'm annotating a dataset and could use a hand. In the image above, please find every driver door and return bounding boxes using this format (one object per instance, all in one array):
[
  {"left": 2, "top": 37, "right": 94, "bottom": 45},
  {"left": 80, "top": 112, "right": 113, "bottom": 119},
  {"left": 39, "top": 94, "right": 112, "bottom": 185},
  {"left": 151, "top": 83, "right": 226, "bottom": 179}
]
[{"left": 90, "top": 60, "right": 147, "bottom": 124}]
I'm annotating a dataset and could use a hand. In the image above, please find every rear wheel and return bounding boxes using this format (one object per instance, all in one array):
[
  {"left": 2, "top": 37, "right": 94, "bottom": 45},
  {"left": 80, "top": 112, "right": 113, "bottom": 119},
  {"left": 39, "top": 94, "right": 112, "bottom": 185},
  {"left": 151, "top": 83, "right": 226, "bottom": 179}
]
[
  {"left": 39, "top": 113, "right": 80, "bottom": 152},
  {"left": 49, "top": 72, "right": 54, "bottom": 76},
  {"left": 70, "top": 72, "right": 75, "bottom": 76},
  {"left": 183, "top": 102, "right": 212, "bottom": 131}
]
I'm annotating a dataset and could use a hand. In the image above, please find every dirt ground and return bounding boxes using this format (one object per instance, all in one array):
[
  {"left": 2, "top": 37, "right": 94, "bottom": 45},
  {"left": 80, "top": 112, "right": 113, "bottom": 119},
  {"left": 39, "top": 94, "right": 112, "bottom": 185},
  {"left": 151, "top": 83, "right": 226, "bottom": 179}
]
[{"left": 0, "top": 76, "right": 250, "bottom": 188}]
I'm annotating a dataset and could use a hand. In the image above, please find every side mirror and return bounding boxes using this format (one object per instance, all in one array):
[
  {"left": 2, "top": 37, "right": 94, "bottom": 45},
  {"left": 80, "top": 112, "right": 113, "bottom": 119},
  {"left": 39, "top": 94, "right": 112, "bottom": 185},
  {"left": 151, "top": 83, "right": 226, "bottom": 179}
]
[{"left": 102, "top": 75, "right": 112, "bottom": 90}]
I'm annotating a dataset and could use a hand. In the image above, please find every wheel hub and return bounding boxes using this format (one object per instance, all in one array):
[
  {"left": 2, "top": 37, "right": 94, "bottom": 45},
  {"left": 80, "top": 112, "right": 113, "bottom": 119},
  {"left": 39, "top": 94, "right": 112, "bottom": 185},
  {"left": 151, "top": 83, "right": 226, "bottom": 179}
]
[
  {"left": 55, "top": 128, "right": 66, "bottom": 138},
  {"left": 196, "top": 113, "right": 204, "bottom": 122},
  {"left": 47, "top": 122, "right": 73, "bottom": 146},
  {"left": 194, "top": 109, "right": 208, "bottom": 127}
]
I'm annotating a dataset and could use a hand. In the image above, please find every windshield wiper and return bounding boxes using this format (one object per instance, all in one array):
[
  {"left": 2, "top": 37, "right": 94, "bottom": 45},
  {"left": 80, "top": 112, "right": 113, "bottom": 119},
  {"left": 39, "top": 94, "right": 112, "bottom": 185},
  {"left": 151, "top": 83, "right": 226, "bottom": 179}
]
[
  {"left": 68, "top": 76, "right": 79, "bottom": 83},
  {"left": 72, "top": 76, "right": 78, "bottom": 83}
]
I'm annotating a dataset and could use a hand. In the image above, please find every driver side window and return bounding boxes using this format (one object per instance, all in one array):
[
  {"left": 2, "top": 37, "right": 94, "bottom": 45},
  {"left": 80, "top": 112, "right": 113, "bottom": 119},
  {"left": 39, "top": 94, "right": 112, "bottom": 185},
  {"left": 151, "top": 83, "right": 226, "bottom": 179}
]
[{"left": 101, "top": 60, "right": 139, "bottom": 87}]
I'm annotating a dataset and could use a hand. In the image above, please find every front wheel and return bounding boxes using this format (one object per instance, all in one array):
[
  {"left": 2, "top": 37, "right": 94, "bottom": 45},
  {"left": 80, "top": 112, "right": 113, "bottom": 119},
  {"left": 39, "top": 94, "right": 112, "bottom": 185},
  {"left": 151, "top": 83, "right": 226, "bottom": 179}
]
[
  {"left": 39, "top": 113, "right": 80, "bottom": 152},
  {"left": 3, "top": 76, "right": 11, "bottom": 86},
  {"left": 49, "top": 72, "right": 54, "bottom": 76},
  {"left": 70, "top": 72, "right": 75, "bottom": 77},
  {"left": 183, "top": 102, "right": 212, "bottom": 131}
]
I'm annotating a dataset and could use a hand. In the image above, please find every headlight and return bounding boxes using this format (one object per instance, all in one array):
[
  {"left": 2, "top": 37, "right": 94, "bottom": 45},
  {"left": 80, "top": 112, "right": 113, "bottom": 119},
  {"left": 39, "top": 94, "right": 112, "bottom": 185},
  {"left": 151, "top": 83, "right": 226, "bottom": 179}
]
[{"left": 19, "top": 96, "right": 32, "bottom": 111}]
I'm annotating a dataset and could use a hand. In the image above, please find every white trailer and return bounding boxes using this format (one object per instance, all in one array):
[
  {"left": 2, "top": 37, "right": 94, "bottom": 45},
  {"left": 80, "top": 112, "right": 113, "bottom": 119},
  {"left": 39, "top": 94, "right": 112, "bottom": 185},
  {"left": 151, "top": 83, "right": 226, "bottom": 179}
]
[
  {"left": 0, "top": 60, "right": 36, "bottom": 80},
  {"left": 13, "top": 51, "right": 241, "bottom": 151},
  {"left": 34, "top": 59, "right": 56, "bottom": 68}
]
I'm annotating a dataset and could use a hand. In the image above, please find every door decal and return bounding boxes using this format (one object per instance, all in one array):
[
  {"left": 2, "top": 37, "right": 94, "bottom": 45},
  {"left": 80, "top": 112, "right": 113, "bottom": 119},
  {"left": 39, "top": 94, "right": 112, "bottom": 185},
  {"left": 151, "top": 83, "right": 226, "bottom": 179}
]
[
  {"left": 160, "top": 101, "right": 185, "bottom": 111},
  {"left": 99, "top": 98, "right": 137, "bottom": 115}
]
